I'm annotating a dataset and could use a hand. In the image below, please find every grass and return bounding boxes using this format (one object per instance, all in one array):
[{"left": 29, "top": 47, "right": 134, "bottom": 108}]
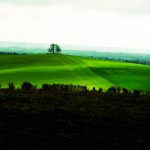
[{"left": 0, "top": 54, "right": 150, "bottom": 91}]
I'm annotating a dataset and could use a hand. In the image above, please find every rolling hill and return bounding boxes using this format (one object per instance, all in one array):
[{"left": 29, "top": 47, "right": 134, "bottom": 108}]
[{"left": 0, "top": 54, "right": 150, "bottom": 91}]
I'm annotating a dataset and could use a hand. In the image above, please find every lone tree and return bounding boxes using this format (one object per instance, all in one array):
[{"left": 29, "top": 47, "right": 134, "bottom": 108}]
[
  {"left": 48, "top": 43, "right": 61, "bottom": 54},
  {"left": 55, "top": 45, "right": 61, "bottom": 53}
]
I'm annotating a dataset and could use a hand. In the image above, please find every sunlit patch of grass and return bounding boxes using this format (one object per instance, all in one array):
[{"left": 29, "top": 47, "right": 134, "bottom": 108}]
[{"left": 0, "top": 54, "right": 150, "bottom": 91}]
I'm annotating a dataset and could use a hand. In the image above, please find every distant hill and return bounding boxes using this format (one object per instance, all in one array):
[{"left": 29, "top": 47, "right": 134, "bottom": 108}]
[
  {"left": 0, "top": 41, "right": 48, "bottom": 54},
  {"left": 63, "top": 50, "right": 150, "bottom": 65},
  {"left": 0, "top": 41, "right": 48, "bottom": 48},
  {"left": 0, "top": 41, "right": 150, "bottom": 64}
]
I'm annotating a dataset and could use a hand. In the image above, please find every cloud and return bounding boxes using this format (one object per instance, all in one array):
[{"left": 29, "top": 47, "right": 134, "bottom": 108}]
[
  {"left": 0, "top": 0, "right": 150, "bottom": 14},
  {"left": 1, "top": 3, "right": 150, "bottom": 51},
  {"left": 0, "top": 1, "right": 150, "bottom": 51}
]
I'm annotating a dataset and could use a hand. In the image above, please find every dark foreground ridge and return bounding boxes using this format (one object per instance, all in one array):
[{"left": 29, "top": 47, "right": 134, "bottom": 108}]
[{"left": 0, "top": 85, "right": 150, "bottom": 149}]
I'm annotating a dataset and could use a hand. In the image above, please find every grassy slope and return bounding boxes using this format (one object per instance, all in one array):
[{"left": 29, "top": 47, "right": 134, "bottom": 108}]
[{"left": 0, "top": 54, "right": 150, "bottom": 91}]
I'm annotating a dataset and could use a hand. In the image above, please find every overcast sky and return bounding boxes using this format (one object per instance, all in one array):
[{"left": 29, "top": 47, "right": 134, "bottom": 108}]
[{"left": 0, "top": 0, "right": 150, "bottom": 53}]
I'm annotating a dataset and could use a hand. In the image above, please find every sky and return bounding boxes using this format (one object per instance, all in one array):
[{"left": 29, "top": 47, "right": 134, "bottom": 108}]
[{"left": 0, "top": 0, "right": 150, "bottom": 53}]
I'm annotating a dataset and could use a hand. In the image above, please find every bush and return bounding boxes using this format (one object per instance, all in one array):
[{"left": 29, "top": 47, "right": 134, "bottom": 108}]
[
  {"left": 21, "top": 82, "right": 33, "bottom": 90},
  {"left": 98, "top": 88, "right": 103, "bottom": 93},
  {"left": 42, "top": 84, "right": 50, "bottom": 90},
  {"left": 107, "top": 86, "right": 117, "bottom": 93},
  {"left": 8, "top": 83, "right": 15, "bottom": 90},
  {"left": 92, "top": 87, "right": 96, "bottom": 91},
  {"left": 133, "top": 89, "right": 141, "bottom": 95},
  {"left": 122, "top": 88, "right": 129, "bottom": 94}
]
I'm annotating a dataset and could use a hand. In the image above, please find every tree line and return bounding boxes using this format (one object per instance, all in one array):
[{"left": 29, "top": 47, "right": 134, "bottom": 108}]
[{"left": 0, "top": 82, "right": 145, "bottom": 95}]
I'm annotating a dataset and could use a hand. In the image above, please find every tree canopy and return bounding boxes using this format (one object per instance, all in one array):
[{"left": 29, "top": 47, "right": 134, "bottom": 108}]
[{"left": 48, "top": 43, "right": 61, "bottom": 54}]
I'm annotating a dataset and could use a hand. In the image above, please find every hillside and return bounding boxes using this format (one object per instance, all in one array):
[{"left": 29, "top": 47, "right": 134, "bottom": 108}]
[
  {"left": 0, "top": 54, "right": 150, "bottom": 149},
  {"left": 0, "top": 54, "right": 150, "bottom": 91}
]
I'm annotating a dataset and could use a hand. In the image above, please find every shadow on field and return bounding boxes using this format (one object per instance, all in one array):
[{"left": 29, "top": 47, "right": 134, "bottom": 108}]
[{"left": 0, "top": 89, "right": 150, "bottom": 149}]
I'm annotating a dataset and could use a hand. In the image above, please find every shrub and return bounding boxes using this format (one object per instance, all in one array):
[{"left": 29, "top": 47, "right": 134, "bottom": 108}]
[
  {"left": 82, "top": 86, "right": 87, "bottom": 92},
  {"left": 8, "top": 83, "right": 15, "bottom": 90},
  {"left": 98, "top": 88, "right": 103, "bottom": 93},
  {"left": 42, "top": 84, "right": 50, "bottom": 90},
  {"left": 92, "top": 87, "right": 96, "bottom": 91},
  {"left": 122, "top": 88, "right": 129, "bottom": 94},
  {"left": 133, "top": 89, "right": 141, "bottom": 95},
  {"left": 21, "top": 82, "right": 33, "bottom": 90},
  {"left": 107, "top": 86, "right": 117, "bottom": 93}
]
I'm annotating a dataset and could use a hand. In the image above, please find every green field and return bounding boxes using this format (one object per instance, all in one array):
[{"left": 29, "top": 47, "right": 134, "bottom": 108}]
[{"left": 0, "top": 54, "right": 150, "bottom": 91}]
